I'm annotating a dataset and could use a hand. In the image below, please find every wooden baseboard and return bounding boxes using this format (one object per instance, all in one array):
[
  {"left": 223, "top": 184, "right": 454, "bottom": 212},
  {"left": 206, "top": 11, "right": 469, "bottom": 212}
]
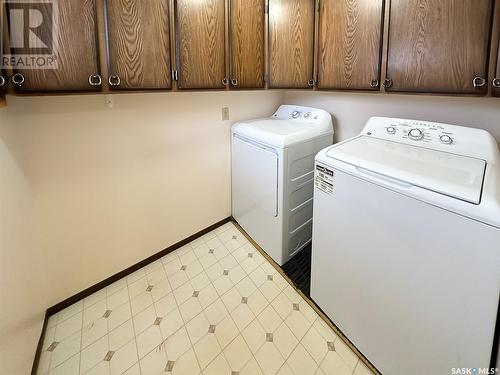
[{"left": 31, "top": 217, "right": 231, "bottom": 375}]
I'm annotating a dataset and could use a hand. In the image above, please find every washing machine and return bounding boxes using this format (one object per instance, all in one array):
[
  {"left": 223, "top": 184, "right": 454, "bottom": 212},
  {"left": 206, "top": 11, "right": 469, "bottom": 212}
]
[
  {"left": 311, "top": 117, "right": 500, "bottom": 375},
  {"left": 231, "top": 105, "right": 333, "bottom": 265}
]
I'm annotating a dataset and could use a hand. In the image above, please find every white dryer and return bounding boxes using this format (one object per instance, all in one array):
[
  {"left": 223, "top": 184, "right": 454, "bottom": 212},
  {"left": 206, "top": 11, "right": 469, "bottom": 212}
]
[
  {"left": 311, "top": 117, "right": 500, "bottom": 375},
  {"left": 232, "top": 105, "right": 333, "bottom": 265}
]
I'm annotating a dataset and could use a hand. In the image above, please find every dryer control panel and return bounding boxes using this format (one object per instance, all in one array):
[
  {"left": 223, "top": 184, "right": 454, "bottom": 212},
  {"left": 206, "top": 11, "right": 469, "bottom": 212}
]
[
  {"left": 361, "top": 117, "right": 498, "bottom": 162},
  {"left": 272, "top": 105, "right": 332, "bottom": 126}
]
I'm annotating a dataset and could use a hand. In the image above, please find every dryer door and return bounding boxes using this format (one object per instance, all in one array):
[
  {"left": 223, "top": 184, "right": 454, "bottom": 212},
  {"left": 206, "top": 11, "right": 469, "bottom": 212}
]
[{"left": 232, "top": 135, "right": 278, "bottom": 217}]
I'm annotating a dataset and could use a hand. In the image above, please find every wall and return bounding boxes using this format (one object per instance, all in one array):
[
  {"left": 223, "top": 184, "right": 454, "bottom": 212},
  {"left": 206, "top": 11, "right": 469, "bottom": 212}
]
[
  {"left": 0, "top": 90, "right": 283, "bottom": 375},
  {"left": 0, "top": 116, "right": 47, "bottom": 375},
  {"left": 2, "top": 88, "right": 499, "bottom": 374},
  {"left": 284, "top": 91, "right": 500, "bottom": 144}
]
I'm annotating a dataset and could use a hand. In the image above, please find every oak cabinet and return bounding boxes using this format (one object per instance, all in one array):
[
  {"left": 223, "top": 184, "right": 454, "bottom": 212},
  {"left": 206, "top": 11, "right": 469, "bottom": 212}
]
[
  {"left": 385, "top": 0, "right": 492, "bottom": 95},
  {"left": 6, "top": 0, "right": 101, "bottom": 93},
  {"left": 176, "top": 0, "right": 226, "bottom": 89},
  {"left": 229, "top": 0, "right": 265, "bottom": 89},
  {"left": 0, "top": 4, "right": 5, "bottom": 94},
  {"left": 493, "top": 40, "right": 500, "bottom": 97},
  {"left": 105, "top": 0, "right": 172, "bottom": 90},
  {"left": 317, "top": 0, "right": 384, "bottom": 90},
  {"left": 268, "top": 0, "right": 315, "bottom": 88}
]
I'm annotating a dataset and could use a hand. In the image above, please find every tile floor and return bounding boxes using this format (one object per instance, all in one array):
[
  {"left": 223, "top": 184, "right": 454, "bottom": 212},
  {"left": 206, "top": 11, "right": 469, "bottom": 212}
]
[{"left": 37, "top": 222, "right": 375, "bottom": 375}]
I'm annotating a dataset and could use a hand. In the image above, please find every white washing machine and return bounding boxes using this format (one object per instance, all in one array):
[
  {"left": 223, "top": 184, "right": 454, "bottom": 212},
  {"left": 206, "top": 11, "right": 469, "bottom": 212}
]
[
  {"left": 311, "top": 117, "right": 500, "bottom": 375},
  {"left": 232, "top": 105, "right": 333, "bottom": 265}
]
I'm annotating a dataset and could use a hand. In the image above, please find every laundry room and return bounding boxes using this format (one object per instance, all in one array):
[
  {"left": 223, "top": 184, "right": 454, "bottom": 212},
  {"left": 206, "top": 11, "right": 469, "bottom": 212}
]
[{"left": 1, "top": 1, "right": 499, "bottom": 375}]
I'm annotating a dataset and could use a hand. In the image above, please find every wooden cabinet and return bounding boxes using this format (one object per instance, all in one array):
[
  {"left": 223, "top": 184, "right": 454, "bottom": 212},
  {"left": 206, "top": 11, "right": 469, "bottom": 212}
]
[
  {"left": 493, "top": 40, "right": 500, "bottom": 97},
  {"left": 385, "top": 0, "right": 492, "bottom": 95},
  {"left": 0, "top": 3, "right": 6, "bottom": 94},
  {"left": 0, "top": 0, "right": 496, "bottom": 97},
  {"left": 7, "top": 0, "right": 101, "bottom": 93},
  {"left": 105, "top": 0, "right": 172, "bottom": 90},
  {"left": 317, "top": 0, "right": 384, "bottom": 90},
  {"left": 229, "top": 0, "right": 265, "bottom": 89},
  {"left": 176, "top": 0, "right": 226, "bottom": 89},
  {"left": 268, "top": 0, "right": 315, "bottom": 88}
]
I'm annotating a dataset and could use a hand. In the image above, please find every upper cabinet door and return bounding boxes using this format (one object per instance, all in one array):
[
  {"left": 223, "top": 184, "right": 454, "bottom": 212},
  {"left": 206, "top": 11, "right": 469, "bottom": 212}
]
[
  {"left": 7, "top": 0, "right": 101, "bottom": 92},
  {"left": 229, "top": 0, "right": 265, "bottom": 89},
  {"left": 317, "top": 0, "right": 384, "bottom": 90},
  {"left": 105, "top": 0, "right": 171, "bottom": 90},
  {"left": 0, "top": 4, "right": 6, "bottom": 94},
  {"left": 176, "top": 0, "right": 226, "bottom": 89},
  {"left": 386, "top": 0, "right": 492, "bottom": 95},
  {"left": 493, "top": 41, "right": 500, "bottom": 97},
  {"left": 269, "top": 0, "right": 315, "bottom": 88}
]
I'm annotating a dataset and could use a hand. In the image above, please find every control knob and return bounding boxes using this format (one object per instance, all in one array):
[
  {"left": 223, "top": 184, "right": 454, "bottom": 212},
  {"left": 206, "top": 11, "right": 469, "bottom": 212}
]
[
  {"left": 386, "top": 126, "right": 396, "bottom": 135},
  {"left": 304, "top": 112, "right": 312, "bottom": 119},
  {"left": 291, "top": 111, "right": 301, "bottom": 119},
  {"left": 408, "top": 128, "right": 424, "bottom": 141},
  {"left": 440, "top": 135, "right": 453, "bottom": 145}
]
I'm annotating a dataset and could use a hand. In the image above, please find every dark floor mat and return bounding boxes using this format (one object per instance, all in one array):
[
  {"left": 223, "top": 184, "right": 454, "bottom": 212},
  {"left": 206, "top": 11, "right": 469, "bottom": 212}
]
[{"left": 281, "top": 244, "right": 312, "bottom": 296}]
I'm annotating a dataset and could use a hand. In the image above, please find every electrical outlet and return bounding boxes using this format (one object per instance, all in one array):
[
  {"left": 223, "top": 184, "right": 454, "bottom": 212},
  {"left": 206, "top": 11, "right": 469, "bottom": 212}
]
[
  {"left": 222, "top": 106, "right": 229, "bottom": 121},
  {"left": 105, "top": 94, "right": 114, "bottom": 109}
]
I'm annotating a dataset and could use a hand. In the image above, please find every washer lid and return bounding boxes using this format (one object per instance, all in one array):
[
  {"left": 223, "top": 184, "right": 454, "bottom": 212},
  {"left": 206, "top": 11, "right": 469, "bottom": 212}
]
[
  {"left": 232, "top": 118, "right": 333, "bottom": 148},
  {"left": 326, "top": 136, "right": 486, "bottom": 204}
]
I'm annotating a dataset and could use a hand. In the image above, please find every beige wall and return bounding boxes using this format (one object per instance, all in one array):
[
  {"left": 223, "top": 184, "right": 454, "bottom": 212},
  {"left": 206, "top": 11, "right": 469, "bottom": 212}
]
[
  {"left": 0, "top": 117, "right": 47, "bottom": 375},
  {"left": 284, "top": 91, "right": 500, "bottom": 144},
  {"left": 0, "top": 90, "right": 283, "bottom": 375},
  {"left": 2, "top": 89, "right": 499, "bottom": 374}
]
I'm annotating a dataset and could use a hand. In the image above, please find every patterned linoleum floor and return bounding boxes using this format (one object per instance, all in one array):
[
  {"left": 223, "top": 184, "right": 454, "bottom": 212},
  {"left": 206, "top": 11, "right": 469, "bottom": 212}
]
[{"left": 36, "top": 222, "right": 375, "bottom": 375}]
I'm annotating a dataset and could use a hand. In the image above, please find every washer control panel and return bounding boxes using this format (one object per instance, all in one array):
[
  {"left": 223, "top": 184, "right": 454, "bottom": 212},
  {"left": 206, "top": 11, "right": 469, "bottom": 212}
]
[
  {"left": 361, "top": 116, "right": 499, "bottom": 165},
  {"left": 368, "top": 118, "right": 458, "bottom": 146},
  {"left": 272, "top": 105, "right": 331, "bottom": 126}
]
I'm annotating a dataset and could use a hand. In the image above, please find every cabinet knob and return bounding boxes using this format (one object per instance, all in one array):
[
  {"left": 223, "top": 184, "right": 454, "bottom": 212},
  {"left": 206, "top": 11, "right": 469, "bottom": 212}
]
[
  {"left": 0, "top": 75, "right": 5, "bottom": 87},
  {"left": 472, "top": 77, "right": 486, "bottom": 88},
  {"left": 222, "top": 78, "right": 229, "bottom": 86},
  {"left": 370, "top": 79, "right": 379, "bottom": 88},
  {"left": 231, "top": 78, "right": 238, "bottom": 86},
  {"left": 108, "top": 74, "right": 121, "bottom": 86},
  {"left": 492, "top": 78, "right": 500, "bottom": 88},
  {"left": 12, "top": 73, "right": 25, "bottom": 86},
  {"left": 383, "top": 78, "right": 393, "bottom": 88},
  {"left": 88, "top": 74, "right": 102, "bottom": 87},
  {"left": 308, "top": 79, "right": 315, "bottom": 87}
]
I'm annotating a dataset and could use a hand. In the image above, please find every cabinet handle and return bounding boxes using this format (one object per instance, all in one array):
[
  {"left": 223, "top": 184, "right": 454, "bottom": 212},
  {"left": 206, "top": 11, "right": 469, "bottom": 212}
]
[
  {"left": 222, "top": 78, "right": 229, "bottom": 86},
  {"left": 0, "top": 75, "right": 5, "bottom": 87},
  {"left": 472, "top": 77, "right": 486, "bottom": 88},
  {"left": 383, "top": 78, "right": 393, "bottom": 88},
  {"left": 88, "top": 74, "right": 102, "bottom": 87},
  {"left": 492, "top": 78, "right": 500, "bottom": 88},
  {"left": 108, "top": 74, "right": 121, "bottom": 86},
  {"left": 231, "top": 78, "right": 238, "bottom": 86},
  {"left": 12, "top": 73, "right": 25, "bottom": 86},
  {"left": 370, "top": 79, "right": 379, "bottom": 88},
  {"left": 308, "top": 79, "right": 315, "bottom": 87}
]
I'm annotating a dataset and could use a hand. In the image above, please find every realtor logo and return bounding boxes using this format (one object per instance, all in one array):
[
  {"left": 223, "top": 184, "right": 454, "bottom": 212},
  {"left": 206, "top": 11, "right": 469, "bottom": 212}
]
[{"left": 1, "top": 0, "right": 59, "bottom": 69}]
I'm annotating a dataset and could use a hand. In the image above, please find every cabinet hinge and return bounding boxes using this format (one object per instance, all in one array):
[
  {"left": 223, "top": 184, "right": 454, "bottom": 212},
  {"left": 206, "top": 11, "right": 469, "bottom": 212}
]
[
  {"left": 171, "top": 69, "right": 179, "bottom": 81},
  {"left": 317, "top": 0, "right": 320, "bottom": 12},
  {"left": 264, "top": 1, "right": 269, "bottom": 14}
]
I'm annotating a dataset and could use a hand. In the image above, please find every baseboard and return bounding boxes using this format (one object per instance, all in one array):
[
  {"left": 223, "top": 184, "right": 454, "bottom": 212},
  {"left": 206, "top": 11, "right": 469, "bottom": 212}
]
[{"left": 31, "top": 216, "right": 231, "bottom": 375}]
